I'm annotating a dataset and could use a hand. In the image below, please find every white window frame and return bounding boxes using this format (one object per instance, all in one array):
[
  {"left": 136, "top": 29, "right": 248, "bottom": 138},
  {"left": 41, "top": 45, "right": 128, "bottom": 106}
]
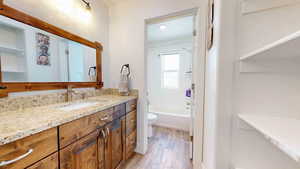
[{"left": 160, "top": 53, "right": 180, "bottom": 89}]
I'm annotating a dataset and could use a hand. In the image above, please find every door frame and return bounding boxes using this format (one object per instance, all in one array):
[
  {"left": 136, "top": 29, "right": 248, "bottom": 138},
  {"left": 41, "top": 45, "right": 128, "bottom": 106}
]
[{"left": 144, "top": 7, "right": 207, "bottom": 169}]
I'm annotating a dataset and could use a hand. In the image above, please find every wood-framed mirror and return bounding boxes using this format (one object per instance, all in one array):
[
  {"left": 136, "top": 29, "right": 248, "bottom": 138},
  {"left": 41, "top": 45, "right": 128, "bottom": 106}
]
[{"left": 0, "top": 1, "right": 103, "bottom": 97}]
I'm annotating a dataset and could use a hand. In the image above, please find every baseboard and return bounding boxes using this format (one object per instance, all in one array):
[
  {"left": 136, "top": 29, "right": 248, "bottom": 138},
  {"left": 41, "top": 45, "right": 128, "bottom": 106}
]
[{"left": 135, "top": 143, "right": 147, "bottom": 155}]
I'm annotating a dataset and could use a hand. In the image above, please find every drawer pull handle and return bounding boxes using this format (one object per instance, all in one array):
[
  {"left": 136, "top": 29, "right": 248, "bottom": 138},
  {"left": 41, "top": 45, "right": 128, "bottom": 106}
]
[
  {"left": 101, "top": 129, "right": 106, "bottom": 138},
  {"left": 0, "top": 149, "right": 33, "bottom": 167},
  {"left": 100, "top": 115, "right": 109, "bottom": 121},
  {"left": 106, "top": 127, "right": 110, "bottom": 136}
]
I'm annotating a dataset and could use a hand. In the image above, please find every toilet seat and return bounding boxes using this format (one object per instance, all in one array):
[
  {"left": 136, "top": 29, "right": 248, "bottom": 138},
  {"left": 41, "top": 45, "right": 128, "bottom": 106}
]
[{"left": 148, "top": 113, "right": 158, "bottom": 122}]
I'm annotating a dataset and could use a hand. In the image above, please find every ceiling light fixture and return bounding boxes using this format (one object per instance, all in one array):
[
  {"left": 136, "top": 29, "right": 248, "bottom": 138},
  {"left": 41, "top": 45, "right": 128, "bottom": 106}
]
[
  {"left": 81, "top": 0, "right": 91, "bottom": 10},
  {"left": 160, "top": 25, "right": 167, "bottom": 31}
]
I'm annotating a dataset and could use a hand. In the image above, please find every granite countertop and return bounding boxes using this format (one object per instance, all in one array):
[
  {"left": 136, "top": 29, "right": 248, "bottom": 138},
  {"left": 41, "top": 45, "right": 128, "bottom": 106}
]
[{"left": 0, "top": 95, "right": 137, "bottom": 146}]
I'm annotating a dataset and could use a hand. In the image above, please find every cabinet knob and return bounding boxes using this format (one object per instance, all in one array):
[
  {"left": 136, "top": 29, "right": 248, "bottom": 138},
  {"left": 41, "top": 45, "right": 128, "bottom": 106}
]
[{"left": 101, "top": 129, "right": 106, "bottom": 138}]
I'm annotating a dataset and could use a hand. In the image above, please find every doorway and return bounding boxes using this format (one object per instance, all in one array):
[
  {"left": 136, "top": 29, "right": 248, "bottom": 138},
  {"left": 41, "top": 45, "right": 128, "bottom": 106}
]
[{"left": 144, "top": 9, "right": 198, "bottom": 166}]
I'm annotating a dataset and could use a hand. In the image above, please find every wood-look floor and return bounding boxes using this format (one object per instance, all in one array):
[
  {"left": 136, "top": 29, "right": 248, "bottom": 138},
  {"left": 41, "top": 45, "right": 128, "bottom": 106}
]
[{"left": 122, "top": 126, "right": 192, "bottom": 169}]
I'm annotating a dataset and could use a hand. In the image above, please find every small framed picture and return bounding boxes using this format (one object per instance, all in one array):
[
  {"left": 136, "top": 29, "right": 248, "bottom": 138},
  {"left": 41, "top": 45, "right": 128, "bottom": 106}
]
[{"left": 36, "top": 33, "right": 51, "bottom": 66}]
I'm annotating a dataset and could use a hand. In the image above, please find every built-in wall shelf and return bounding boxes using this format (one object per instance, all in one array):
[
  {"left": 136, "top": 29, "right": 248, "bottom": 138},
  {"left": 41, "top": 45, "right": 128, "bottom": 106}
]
[
  {"left": 0, "top": 45, "right": 24, "bottom": 54},
  {"left": 239, "top": 30, "right": 300, "bottom": 73},
  {"left": 239, "top": 114, "right": 300, "bottom": 163},
  {"left": 241, "top": 0, "right": 300, "bottom": 15},
  {"left": 2, "top": 69, "right": 25, "bottom": 73},
  {"left": 240, "top": 30, "right": 300, "bottom": 61}
]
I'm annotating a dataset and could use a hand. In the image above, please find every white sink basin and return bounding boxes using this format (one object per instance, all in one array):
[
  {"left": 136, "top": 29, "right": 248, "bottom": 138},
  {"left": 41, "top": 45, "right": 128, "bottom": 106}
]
[{"left": 56, "top": 102, "right": 99, "bottom": 111}]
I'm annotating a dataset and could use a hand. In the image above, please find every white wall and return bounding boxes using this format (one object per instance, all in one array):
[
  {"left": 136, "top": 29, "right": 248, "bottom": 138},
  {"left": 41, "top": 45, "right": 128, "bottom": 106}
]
[
  {"left": 202, "top": 0, "right": 238, "bottom": 169},
  {"left": 4, "top": 0, "right": 110, "bottom": 86},
  {"left": 232, "top": 2, "right": 300, "bottom": 169},
  {"left": 147, "top": 38, "right": 193, "bottom": 114},
  {"left": 202, "top": 45, "right": 218, "bottom": 169},
  {"left": 108, "top": 0, "right": 201, "bottom": 155}
]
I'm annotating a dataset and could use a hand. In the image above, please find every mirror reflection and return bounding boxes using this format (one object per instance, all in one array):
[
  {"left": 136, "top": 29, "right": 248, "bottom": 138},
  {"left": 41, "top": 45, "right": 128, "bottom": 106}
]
[{"left": 0, "top": 15, "right": 97, "bottom": 83}]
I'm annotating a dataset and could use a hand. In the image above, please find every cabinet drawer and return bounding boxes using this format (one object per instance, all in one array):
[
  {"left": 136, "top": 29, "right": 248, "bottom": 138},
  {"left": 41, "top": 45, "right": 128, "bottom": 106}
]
[
  {"left": 0, "top": 128, "right": 58, "bottom": 169},
  {"left": 126, "top": 110, "right": 137, "bottom": 136},
  {"left": 59, "top": 108, "right": 113, "bottom": 148},
  {"left": 113, "top": 104, "right": 126, "bottom": 119},
  {"left": 125, "top": 130, "right": 137, "bottom": 160},
  {"left": 126, "top": 100, "right": 137, "bottom": 113},
  {"left": 26, "top": 152, "right": 58, "bottom": 169}
]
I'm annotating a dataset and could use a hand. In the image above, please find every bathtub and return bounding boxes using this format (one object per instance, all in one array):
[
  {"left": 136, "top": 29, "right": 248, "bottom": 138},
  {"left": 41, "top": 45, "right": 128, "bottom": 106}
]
[{"left": 148, "top": 105, "right": 191, "bottom": 131}]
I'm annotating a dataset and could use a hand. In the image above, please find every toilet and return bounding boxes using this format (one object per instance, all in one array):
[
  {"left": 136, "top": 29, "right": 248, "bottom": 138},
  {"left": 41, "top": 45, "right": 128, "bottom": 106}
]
[{"left": 148, "top": 113, "right": 158, "bottom": 138}]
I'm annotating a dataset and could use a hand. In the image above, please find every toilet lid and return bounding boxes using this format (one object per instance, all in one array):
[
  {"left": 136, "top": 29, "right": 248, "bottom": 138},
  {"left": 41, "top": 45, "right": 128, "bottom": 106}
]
[{"left": 148, "top": 113, "right": 158, "bottom": 120}]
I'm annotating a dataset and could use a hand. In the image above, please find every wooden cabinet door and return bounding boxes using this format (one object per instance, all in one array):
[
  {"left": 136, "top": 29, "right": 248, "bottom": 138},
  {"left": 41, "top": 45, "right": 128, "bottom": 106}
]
[
  {"left": 60, "top": 131, "right": 99, "bottom": 169},
  {"left": 104, "top": 124, "right": 112, "bottom": 169},
  {"left": 98, "top": 129, "right": 106, "bottom": 169},
  {"left": 26, "top": 153, "right": 58, "bottom": 169},
  {"left": 125, "top": 110, "right": 137, "bottom": 136},
  {"left": 125, "top": 130, "right": 137, "bottom": 160},
  {"left": 103, "top": 120, "right": 123, "bottom": 169},
  {"left": 121, "top": 116, "right": 126, "bottom": 162},
  {"left": 111, "top": 119, "right": 123, "bottom": 169}
]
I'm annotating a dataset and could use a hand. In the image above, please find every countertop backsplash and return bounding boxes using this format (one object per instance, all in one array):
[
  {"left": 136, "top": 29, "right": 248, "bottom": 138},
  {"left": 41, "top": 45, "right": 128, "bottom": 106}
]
[{"left": 0, "top": 88, "right": 138, "bottom": 113}]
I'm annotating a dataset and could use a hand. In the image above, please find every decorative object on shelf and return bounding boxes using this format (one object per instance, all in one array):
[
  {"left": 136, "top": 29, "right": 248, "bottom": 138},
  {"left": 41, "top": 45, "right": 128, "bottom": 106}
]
[
  {"left": 185, "top": 88, "right": 191, "bottom": 98},
  {"left": 36, "top": 33, "right": 51, "bottom": 66},
  {"left": 119, "top": 64, "right": 130, "bottom": 96},
  {"left": 207, "top": 0, "right": 214, "bottom": 50},
  {"left": 81, "top": 0, "right": 91, "bottom": 10}
]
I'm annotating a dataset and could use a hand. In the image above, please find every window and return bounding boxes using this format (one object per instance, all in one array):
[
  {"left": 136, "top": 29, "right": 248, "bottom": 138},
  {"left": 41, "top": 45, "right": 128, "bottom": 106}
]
[{"left": 161, "top": 54, "right": 180, "bottom": 89}]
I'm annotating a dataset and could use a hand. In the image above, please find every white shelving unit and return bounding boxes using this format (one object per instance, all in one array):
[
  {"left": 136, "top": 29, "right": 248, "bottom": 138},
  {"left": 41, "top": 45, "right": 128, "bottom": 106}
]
[
  {"left": 0, "top": 21, "right": 27, "bottom": 82},
  {"left": 239, "top": 114, "right": 300, "bottom": 163},
  {"left": 240, "top": 30, "right": 300, "bottom": 61},
  {"left": 0, "top": 45, "right": 24, "bottom": 55},
  {"left": 239, "top": 30, "right": 300, "bottom": 73}
]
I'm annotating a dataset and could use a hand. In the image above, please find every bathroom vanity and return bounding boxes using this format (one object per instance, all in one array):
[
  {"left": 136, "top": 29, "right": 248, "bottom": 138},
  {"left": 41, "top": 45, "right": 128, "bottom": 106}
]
[{"left": 0, "top": 95, "right": 137, "bottom": 169}]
